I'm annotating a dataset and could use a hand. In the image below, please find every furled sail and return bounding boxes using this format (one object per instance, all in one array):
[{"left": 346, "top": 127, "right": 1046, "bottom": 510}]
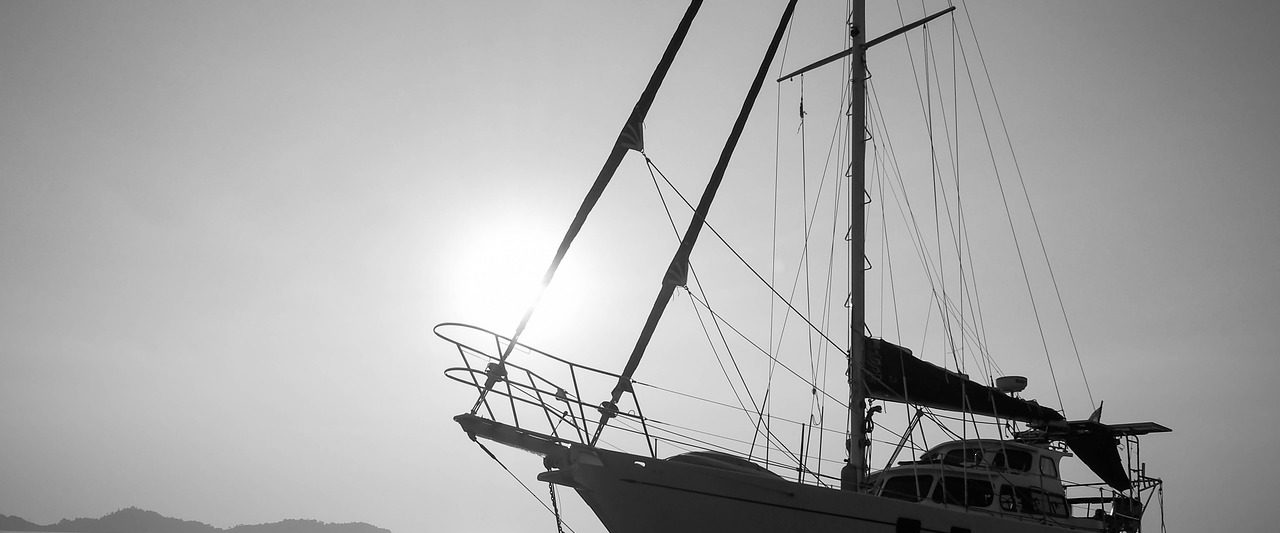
[
  {"left": 862, "top": 338, "right": 1065, "bottom": 424},
  {"left": 469, "top": 0, "right": 703, "bottom": 415},
  {"left": 590, "top": 0, "right": 800, "bottom": 445}
]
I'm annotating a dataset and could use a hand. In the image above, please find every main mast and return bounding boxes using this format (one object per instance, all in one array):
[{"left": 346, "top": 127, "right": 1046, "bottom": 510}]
[
  {"left": 777, "top": 0, "right": 950, "bottom": 492},
  {"left": 842, "top": 0, "right": 868, "bottom": 492}
]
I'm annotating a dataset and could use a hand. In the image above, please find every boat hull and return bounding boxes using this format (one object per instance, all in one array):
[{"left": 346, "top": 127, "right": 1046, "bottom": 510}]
[
  {"left": 457, "top": 415, "right": 1101, "bottom": 533},
  {"left": 561, "top": 446, "right": 1097, "bottom": 533}
]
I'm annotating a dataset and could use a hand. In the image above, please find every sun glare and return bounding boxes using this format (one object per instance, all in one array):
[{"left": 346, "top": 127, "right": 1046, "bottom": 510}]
[{"left": 453, "top": 218, "right": 594, "bottom": 341}]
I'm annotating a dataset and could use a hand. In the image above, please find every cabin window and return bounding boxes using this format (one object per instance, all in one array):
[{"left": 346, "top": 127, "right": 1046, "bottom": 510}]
[
  {"left": 1040, "top": 456, "right": 1058, "bottom": 478},
  {"left": 881, "top": 475, "right": 934, "bottom": 502},
  {"left": 999, "top": 485, "right": 1045, "bottom": 515},
  {"left": 1019, "top": 487, "right": 1045, "bottom": 515},
  {"left": 1046, "top": 494, "right": 1070, "bottom": 518},
  {"left": 998, "top": 486, "right": 1016, "bottom": 512},
  {"left": 992, "top": 449, "right": 1033, "bottom": 471},
  {"left": 943, "top": 448, "right": 983, "bottom": 466},
  {"left": 930, "top": 476, "right": 995, "bottom": 508}
]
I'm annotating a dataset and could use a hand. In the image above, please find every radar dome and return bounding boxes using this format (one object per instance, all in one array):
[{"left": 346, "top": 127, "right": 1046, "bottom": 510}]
[{"left": 995, "top": 375, "right": 1028, "bottom": 393}]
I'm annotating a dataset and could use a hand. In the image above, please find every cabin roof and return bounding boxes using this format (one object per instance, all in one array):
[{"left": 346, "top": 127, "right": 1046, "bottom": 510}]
[{"left": 923, "top": 438, "right": 1063, "bottom": 458}]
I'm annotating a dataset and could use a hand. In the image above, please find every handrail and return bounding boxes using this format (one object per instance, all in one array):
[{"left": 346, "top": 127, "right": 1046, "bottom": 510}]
[
  {"left": 438, "top": 322, "right": 649, "bottom": 448},
  {"left": 435, "top": 322, "right": 626, "bottom": 379}
]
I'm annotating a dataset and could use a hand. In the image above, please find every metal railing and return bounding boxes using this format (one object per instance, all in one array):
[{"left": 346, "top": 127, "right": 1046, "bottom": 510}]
[{"left": 438, "top": 322, "right": 656, "bottom": 453}]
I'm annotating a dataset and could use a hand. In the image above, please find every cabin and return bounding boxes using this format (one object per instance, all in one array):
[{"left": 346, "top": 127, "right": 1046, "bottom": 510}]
[{"left": 869, "top": 439, "right": 1074, "bottom": 519}]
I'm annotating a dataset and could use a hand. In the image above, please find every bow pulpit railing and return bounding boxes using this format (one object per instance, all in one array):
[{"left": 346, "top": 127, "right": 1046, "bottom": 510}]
[{"left": 438, "top": 322, "right": 659, "bottom": 456}]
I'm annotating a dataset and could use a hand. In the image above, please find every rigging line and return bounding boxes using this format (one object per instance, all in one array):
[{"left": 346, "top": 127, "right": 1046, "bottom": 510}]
[
  {"left": 939, "top": 68, "right": 999, "bottom": 384},
  {"left": 629, "top": 374, "right": 829, "bottom": 466},
  {"left": 683, "top": 290, "right": 849, "bottom": 409},
  {"left": 642, "top": 156, "right": 768, "bottom": 440},
  {"left": 793, "top": 76, "right": 824, "bottom": 407},
  {"left": 881, "top": 6, "right": 967, "bottom": 358},
  {"left": 804, "top": 114, "right": 844, "bottom": 480},
  {"left": 926, "top": 21, "right": 946, "bottom": 368},
  {"left": 869, "top": 113, "right": 886, "bottom": 335},
  {"left": 634, "top": 410, "right": 834, "bottom": 463},
  {"left": 650, "top": 156, "right": 839, "bottom": 471},
  {"left": 752, "top": 389, "right": 771, "bottom": 464},
  {"left": 926, "top": 10, "right": 983, "bottom": 381},
  {"left": 769, "top": 28, "right": 784, "bottom": 439},
  {"left": 767, "top": 0, "right": 801, "bottom": 447},
  {"left": 688, "top": 247, "right": 767, "bottom": 422},
  {"left": 644, "top": 156, "right": 820, "bottom": 466},
  {"left": 874, "top": 95, "right": 957, "bottom": 356},
  {"left": 864, "top": 87, "right": 899, "bottom": 341},
  {"left": 952, "top": 3, "right": 1065, "bottom": 413},
  {"left": 960, "top": 0, "right": 1094, "bottom": 409},
  {"left": 924, "top": 21, "right": 964, "bottom": 374},
  {"left": 798, "top": 75, "right": 819, "bottom": 389},
  {"left": 771, "top": 93, "right": 845, "bottom": 361},
  {"left": 645, "top": 421, "right": 921, "bottom": 482},
  {"left": 632, "top": 412, "right": 806, "bottom": 463},
  {"left": 592, "top": 0, "right": 797, "bottom": 447},
  {"left": 662, "top": 436, "right": 835, "bottom": 488},
  {"left": 920, "top": 14, "right": 966, "bottom": 283},
  {"left": 794, "top": 76, "right": 838, "bottom": 446},
  {"left": 687, "top": 297, "right": 918, "bottom": 452},
  {"left": 614, "top": 414, "right": 804, "bottom": 469},
  {"left": 866, "top": 78, "right": 948, "bottom": 334},
  {"left": 788, "top": 56, "right": 851, "bottom": 475},
  {"left": 685, "top": 287, "right": 755, "bottom": 425},
  {"left": 895, "top": 1, "right": 931, "bottom": 140},
  {"left": 816, "top": 104, "right": 848, "bottom": 445},
  {"left": 957, "top": 207, "right": 1000, "bottom": 381},
  {"left": 877, "top": 127, "right": 905, "bottom": 343},
  {"left": 869, "top": 77, "right": 1001, "bottom": 378},
  {"left": 949, "top": 6, "right": 968, "bottom": 378},
  {"left": 470, "top": 440, "right": 578, "bottom": 533},
  {"left": 645, "top": 158, "right": 844, "bottom": 353},
  {"left": 632, "top": 377, "right": 767, "bottom": 417},
  {"left": 685, "top": 290, "right": 794, "bottom": 457},
  {"left": 866, "top": 114, "right": 939, "bottom": 427},
  {"left": 920, "top": 408, "right": 965, "bottom": 442},
  {"left": 771, "top": 63, "right": 852, "bottom": 362}
]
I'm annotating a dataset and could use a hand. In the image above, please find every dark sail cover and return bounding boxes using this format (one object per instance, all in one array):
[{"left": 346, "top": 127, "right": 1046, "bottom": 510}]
[
  {"left": 1064, "top": 429, "right": 1130, "bottom": 491},
  {"left": 1046, "top": 414, "right": 1168, "bottom": 492},
  {"left": 862, "top": 338, "right": 1065, "bottom": 424}
]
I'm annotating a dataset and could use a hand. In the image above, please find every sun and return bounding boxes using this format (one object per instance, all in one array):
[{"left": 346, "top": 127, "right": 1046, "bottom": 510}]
[{"left": 450, "top": 215, "right": 595, "bottom": 341}]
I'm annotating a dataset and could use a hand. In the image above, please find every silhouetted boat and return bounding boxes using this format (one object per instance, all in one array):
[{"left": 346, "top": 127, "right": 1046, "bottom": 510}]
[{"left": 441, "top": 2, "right": 1168, "bottom": 532}]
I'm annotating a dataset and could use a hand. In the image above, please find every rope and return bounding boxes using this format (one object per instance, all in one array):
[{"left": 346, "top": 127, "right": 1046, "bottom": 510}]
[
  {"left": 643, "top": 154, "right": 806, "bottom": 469},
  {"left": 470, "top": 440, "right": 577, "bottom": 533},
  {"left": 684, "top": 289, "right": 848, "bottom": 408},
  {"left": 644, "top": 156, "right": 844, "bottom": 352},
  {"left": 1158, "top": 484, "right": 1167, "bottom": 533},
  {"left": 959, "top": 0, "right": 1094, "bottom": 410},
  {"left": 949, "top": 2, "right": 1066, "bottom": 413},
  {"left": 642, "top": 155, "right": 779, "bottom": 448}
]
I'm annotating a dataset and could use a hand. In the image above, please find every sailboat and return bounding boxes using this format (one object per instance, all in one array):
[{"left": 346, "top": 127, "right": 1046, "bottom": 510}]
[{"left": 440, "top": 1, "right": 1168, "bottom": 532}]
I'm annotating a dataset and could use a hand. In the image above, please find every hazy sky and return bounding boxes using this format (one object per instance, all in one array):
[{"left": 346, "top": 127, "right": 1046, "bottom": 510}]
[{"left": 2, "top": 2, "right": 1277, "bottom": 533}]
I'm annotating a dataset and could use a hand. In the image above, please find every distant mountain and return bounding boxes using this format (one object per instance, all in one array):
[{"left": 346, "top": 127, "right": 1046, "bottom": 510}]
[
  {"left": 0, "top": 507, "right": 390, "bottom": 533},
  {"left": 226, "top": 520, "right": 387, "bottom": 533},
  {"left": 0, "top": 515, "right": 45, "bottom": 532}
]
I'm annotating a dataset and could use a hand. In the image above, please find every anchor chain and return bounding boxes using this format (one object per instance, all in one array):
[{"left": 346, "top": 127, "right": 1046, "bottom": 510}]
[{"left": 548, "top": 481, "right": 566, "bottom": 533}]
